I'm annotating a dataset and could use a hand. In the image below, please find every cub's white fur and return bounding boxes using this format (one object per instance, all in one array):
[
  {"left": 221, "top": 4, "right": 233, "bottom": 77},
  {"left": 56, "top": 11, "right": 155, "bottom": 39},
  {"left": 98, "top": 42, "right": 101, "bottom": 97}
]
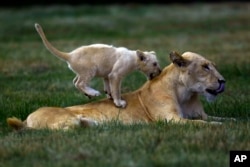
[{"left": 35, "top": 23, "right": 161, "bottom": 108}]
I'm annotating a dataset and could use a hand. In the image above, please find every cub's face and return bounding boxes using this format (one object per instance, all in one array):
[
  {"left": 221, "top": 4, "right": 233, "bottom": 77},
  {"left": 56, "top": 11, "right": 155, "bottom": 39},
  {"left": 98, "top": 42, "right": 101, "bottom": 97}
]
[
  {"left": 136, "top": 50, "right": 162, "bottom": 80},
  {"left": 170, "top": 51, "right": 225, "bottom": 102}
]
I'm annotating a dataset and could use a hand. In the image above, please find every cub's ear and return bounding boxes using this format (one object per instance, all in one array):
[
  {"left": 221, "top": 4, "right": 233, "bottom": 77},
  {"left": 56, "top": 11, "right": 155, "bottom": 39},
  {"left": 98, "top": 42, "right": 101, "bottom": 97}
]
[
  {"left": 149, "top": 51, "right": 156, "bottom": 55},
  {"left": 169, "top": 51, "right": 190, "bottom": 67},
  {"left": 136, "top": 50, "right": 146, "bottom": 61}
]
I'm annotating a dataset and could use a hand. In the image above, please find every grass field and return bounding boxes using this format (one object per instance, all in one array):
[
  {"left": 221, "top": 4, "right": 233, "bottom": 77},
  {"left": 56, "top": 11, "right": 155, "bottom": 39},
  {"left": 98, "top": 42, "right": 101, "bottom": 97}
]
[{"left": 0, "top": 3, "right": 250, "bottom": 167}]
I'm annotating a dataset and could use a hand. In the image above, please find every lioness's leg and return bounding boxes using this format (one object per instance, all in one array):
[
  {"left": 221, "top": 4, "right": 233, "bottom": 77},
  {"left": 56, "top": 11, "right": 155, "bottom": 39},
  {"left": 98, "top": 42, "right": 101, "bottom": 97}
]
[
  {"left": 108, "top": 73, "right": 126, "bottom": 108},
  {"left": 177, "top": 119, "right": 222, "bottom": 125},
  {"left": 207, "top": 115, "right": 236, "bottom": 122},
  {"left": 169, "top": 115, "right": 222, "bottom": 125}
]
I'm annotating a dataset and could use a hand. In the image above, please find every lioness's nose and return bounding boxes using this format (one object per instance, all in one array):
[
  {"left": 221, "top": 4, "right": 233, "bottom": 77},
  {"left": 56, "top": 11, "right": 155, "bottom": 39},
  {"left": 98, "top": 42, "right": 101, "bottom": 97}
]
[{"left": 218, "top": 79, "right": 225, "bottom": 84}]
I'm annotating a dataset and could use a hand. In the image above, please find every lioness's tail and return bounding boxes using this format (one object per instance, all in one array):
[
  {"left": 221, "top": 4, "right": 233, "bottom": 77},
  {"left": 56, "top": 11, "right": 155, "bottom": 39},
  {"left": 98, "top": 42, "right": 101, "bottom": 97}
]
[
  {"left": 34, "top": 23, "right": 69, "bottom": 61},
  {"left": 7, "top": 117, "right": 26, "bottom": 130}
]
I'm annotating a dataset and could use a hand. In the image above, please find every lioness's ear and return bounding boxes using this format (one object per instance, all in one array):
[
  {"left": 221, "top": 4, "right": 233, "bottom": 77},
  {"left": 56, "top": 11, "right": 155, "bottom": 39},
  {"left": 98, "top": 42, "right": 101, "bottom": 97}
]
[
  {"left": 136, "top": 50, "right": 146, "bottom": 61},
  {"left": 170, "top": 51, "right": 190, "bottom": 67}
]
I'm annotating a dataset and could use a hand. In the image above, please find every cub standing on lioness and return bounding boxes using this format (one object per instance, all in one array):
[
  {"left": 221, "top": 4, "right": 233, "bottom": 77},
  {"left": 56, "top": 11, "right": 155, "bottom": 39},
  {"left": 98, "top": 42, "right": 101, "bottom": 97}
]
[
  {"left": 34, "top": 23, "right": 161, "bottom": 108},
  {"left": 7, "top": 51, "right": 235, "bottom": 131}
]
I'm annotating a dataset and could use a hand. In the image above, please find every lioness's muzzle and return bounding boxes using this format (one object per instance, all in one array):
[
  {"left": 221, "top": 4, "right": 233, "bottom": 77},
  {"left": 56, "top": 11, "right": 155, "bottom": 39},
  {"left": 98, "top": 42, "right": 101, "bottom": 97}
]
[
  {"left": 216, "top": 80, "right": 225, "bottom": 93},
  {"left": 206, "top": 80, "right": 225, "bottom": 95}
]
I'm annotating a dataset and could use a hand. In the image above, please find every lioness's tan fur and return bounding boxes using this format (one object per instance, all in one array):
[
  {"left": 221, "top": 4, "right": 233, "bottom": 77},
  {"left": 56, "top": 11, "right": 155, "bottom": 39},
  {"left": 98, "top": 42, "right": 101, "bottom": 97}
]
[
  {"left": 34, "top": 23, "right": 161, "bottom": 108},
  {"left": 7, "top": 51, "right": 233, "bottom": 130}
]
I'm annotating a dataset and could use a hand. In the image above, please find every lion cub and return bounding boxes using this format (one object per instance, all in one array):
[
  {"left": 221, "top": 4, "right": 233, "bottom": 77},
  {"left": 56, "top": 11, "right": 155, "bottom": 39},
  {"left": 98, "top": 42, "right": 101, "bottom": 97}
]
[{"left": 35, "top": 23, "right": 161, "bottom": 108}]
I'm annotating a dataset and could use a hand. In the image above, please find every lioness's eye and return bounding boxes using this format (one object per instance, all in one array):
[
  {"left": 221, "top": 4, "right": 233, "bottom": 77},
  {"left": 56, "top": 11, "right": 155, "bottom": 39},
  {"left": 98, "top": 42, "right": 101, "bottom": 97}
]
[{"left": 202, "top": 64, "right": 210, "bottom": 71}]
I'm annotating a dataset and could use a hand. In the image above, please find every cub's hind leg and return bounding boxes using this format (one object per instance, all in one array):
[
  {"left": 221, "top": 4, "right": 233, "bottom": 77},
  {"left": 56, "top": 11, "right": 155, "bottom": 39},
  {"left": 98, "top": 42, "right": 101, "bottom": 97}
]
[{"left": 74, "top": 72, "right": 101, "bottom": 97}]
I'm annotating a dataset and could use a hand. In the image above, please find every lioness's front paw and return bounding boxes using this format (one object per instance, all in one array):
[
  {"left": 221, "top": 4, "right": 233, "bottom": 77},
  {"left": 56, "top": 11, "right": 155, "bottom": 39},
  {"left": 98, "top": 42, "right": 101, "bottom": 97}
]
[
  {"left": 209, "top": 121, "right": 223, "bottom": 125},
  {"left": 114, "top": 99, "right": 127, "bottom": 108},
  {"left": 228, "top": 117, "right": 237, "bottom": 122}
]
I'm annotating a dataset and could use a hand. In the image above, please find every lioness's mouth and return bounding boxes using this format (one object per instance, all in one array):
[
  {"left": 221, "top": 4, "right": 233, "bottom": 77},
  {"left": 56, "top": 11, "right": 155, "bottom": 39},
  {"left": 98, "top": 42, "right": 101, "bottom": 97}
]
[{"left": 206, "top": 82, "right": 225, "bottom": 96}]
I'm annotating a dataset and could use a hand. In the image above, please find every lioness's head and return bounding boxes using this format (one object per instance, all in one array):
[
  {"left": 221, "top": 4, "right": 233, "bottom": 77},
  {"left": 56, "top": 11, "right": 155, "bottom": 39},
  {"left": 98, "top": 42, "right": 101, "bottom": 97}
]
[
  {"left": 170, "top": 51, "right": 225, "bottom": 101},
  {"left": 136, "top": 50, "right": 162, "bottom": 80}
]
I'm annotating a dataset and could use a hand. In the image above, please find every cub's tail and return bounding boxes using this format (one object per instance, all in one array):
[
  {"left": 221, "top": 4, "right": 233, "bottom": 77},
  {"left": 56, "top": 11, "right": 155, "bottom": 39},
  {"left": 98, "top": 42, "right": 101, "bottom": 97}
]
[
  {"left": 34, "top": 23, "right": 70, "bottom": 61},
  {"left": 7, "top": 117, "right": 26, "bottom": 131}
]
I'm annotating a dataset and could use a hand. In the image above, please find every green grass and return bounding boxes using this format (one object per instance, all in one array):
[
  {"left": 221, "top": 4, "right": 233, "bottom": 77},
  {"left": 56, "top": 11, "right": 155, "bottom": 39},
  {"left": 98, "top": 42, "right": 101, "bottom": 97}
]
[{"left": 0, "top": 3, "right": 250, "bottom": 167}]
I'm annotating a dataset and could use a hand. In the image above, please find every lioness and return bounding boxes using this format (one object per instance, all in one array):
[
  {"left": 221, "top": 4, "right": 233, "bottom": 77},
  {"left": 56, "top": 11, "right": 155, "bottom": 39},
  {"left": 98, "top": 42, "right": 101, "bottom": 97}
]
[
  {"left": 7, "top": 51, "right": 233, "bottom": 130},
  {"left": 34, "top": 23, "right": 161, "bottom": 108}
]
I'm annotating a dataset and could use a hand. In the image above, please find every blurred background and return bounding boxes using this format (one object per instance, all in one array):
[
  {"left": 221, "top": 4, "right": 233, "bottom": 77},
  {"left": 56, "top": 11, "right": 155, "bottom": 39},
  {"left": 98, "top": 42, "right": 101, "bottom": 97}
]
[{"left": 2, "top": 0, "right": 249, "bottom": 7}]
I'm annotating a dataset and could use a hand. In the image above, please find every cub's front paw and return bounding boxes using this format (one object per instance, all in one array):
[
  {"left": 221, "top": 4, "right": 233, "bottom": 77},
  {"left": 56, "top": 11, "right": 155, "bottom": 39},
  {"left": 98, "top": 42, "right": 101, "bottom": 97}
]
[{"left": 114, "top": 99, "right": 127, "bottom": 108}]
